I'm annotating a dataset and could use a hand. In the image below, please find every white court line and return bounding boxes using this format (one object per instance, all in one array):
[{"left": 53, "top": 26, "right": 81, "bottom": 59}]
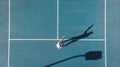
[
  {"left": 57, "top": 0, "right": 59, "bottom": 39},
  {"left": 8, "top": 0, "right": 11, "bottom": 67},
  {"left": 10, "top": 39, "right": 105, "bottom": 41},
  {"left": 104, "top": 0, "right": 107, "bottom": 67}
]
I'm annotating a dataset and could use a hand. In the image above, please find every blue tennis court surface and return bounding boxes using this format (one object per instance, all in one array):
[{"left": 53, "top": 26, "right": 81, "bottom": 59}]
[
  {"left": 10, "top": 41, "right": 104, "bottom": 67},
  {"left": 1, "top": 0, "right": 110, "bottom": 67},
  {"left": 10, "top": 0, "right": 104, "bottom": 39},
  {"left": 10, "top": 0, "right": 105, "bottom": 67}
]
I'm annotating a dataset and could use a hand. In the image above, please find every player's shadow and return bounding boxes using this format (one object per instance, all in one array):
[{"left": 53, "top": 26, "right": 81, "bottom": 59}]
[
  {"left": 61, "top": 24, "right": 94, "bottom": 47},
  {"left": 45, "top": 51, "right": 102, "bottom": 67}
]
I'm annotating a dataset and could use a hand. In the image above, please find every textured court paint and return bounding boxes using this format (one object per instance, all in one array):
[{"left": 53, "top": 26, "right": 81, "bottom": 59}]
[
  {"left": 0, "top": 0, "right": 8, "bottom": 67},
  {"left": 10, "top": 0, "right": 57, "bottom": 39},
  {"left": 10, "top": 41, "right": 104, "bottom": 67},
  {"left": 59, "top": 0, "right": 104, "bottom": 39},
  {"left": 0, "top": 0, "right": 120, "bottom": 67},
  {"left": 107, "top": 0, "right": 120, "bottom": 67},
  {"left": 10, "top": 0, "right": 105, "bottom": 67}
]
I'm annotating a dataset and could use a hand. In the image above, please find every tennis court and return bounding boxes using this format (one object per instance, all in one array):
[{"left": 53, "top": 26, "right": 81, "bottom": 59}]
[{"left": 2, "top": 0, "right": 107, "bottom": 67}]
